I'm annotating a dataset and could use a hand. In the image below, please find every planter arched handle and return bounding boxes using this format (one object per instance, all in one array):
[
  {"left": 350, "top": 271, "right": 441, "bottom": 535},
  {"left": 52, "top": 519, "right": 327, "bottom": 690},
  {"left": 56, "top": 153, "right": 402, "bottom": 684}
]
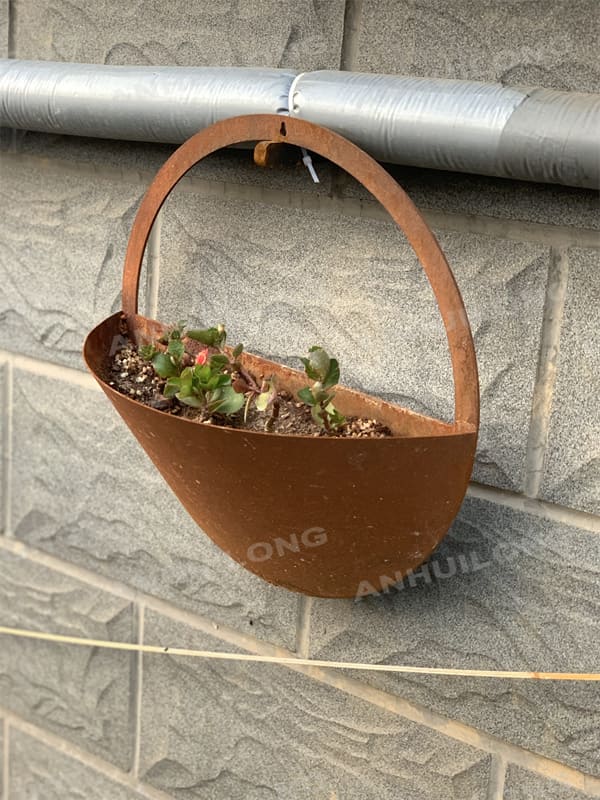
[{"left": 121, "top": 114, "right": 479, "bottom": 427}]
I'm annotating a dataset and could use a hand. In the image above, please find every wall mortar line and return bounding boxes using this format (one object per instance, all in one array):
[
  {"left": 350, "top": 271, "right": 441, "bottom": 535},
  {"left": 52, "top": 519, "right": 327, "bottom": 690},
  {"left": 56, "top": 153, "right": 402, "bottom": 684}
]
[
  {"left": 1, "top": 32, "right": 24, "bottom": 155},
  {"left": 467, "top": 482, "right": 600, "bottom": 532},
  {"left": 524, "top": 247, "right": 570, "bottom": 497},
  {"left": 1, "top": 361, "right": 13, "bottom": 538},
  {"left": 340, "top": 0, "right": 364, "bottom": 71},
  {"left": 6, "top": 0, "right": 15, "bottom": 59},
  {"left": 0, "top": 535, "right": 297, "bottom": 651},
  {"left": 0, "top": 349, "right": 100, "bottom": 390},
  {"left": 487, "top": 754, "right": 507, "bottom": 800},
  {"left": 2, "top": 718, "right": 8, "bottom": 800},
  {"left": 295, "top": 595, "right": 313, "bottom": 657},
  {"left": 132, "top": 603, "right": 145, "bottom": 779}
]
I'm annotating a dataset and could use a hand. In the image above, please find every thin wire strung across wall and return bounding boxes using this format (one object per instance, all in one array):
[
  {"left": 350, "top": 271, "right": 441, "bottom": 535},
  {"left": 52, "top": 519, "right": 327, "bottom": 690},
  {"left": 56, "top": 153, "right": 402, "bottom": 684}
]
[{"left": 0, "top": 626, "right": 598, "bottom": 681}]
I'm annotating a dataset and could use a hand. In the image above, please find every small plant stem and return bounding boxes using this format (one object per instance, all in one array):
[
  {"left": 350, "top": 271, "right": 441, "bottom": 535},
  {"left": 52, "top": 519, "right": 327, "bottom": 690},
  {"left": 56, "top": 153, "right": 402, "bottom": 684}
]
[
  {"left": 219, "top": 345, "right": 260, "bottom": 394},
  {"left": 320, "top": 403, "right": 333, "bottom": 434},
  {"left": 243, "top": 393, "right": 253, "bottom": 423},
  {"left": 238, "top": 364, "right": 262, "bottom": 394},
  {"left": 265, "top": 396, "right": 280, "bottom": 431}
]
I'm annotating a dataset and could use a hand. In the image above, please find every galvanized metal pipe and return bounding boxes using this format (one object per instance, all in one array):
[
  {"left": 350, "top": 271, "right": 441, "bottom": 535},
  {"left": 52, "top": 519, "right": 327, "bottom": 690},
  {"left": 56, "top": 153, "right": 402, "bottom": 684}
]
[
  {"left": 290, "top": 71, "right": 600, "bottom": 190},
  {"left": 0, "top": 59, "right": 598, "bottom": 189},
  {"left": 0, "top": 60, "right": 295, "bottom": 143}
]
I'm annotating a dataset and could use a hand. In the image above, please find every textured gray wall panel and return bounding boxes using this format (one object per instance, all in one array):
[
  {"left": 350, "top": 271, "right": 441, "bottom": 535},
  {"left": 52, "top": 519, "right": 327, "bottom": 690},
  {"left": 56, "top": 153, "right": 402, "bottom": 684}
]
[
  {"left": 0, "top": 157, "right": 145, "bottom": 368},
  {"left": 0, "top": 550, "right": 135, "bottom": 768},
  {"left": 139, "top": 611, "right": 491, "bottom": 800},
  {"left": 12, "top": 0, "right": 345, "bottom": 70},
  {"left": 308, "top": 497, "right": 600, "bottom": 775},
  {"left": 355, "top": 0, "right": 600, "bottom": 92},
  {"left": 504, "top": 765, "right": 593, "bottom": 800},
  {"left": 9, "top": 731, "right": 147, "bottom": 800}
]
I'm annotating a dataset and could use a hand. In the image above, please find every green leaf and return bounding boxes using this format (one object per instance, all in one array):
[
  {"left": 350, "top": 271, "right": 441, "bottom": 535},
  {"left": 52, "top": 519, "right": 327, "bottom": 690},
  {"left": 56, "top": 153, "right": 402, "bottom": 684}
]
[
  {"left": 255, "top": 391, "right": 271, "bottom": 412},
  {"left": 232, "top": 343, "right": 244, "bottom": 358},
  {"left": 177, "top": 367, "right": 193, "bottom": 397},
  {"left": 163, "top": 377, "right": 181, "bottom": 397},
  {"left": 139, "top": 344, "right": 157, "bottom": 361},
  {"left": 177, "top": 393, "right": 204, "bottom": 408},
  {"left": 209, "top": 354, "right": 229, "bottom": 369},
  {"left": 306, "top": 346, "right": 330, "bottom": 381},
  {"left": 311, "top": 384, "right": 334, "bottom": 406},
  {"left": 300, "top": 357, "right": 320, "bottom": 382},
  {"left": 186, "top": 326, "right": 226, "bottom": 347},
  {"left": 186, "top": 328, "right": 219, "bottom": 345},
  {"left": 323, "top": 358, "right": 340, "bottom": 388},
  {"left": 326, "top": 403, "right": 346, "bottom": 428},
  {"left": 152, "top": 352, "right": 179, "bottom": 378},
  {"left": 297, "top": 387, "right": 315, "bottom": 405},
  {"left": 194, "top": 364, "right": 212, "bottom": 383},
  {"left": 215, "top": 373, "right": 232, "bottom": 388},
  {"left": 167, "top": 338, "right": 185, "bottom": 360},
  {"left": 159, "top": 321, "right": 186, "bottom": 345},
  {"left": 211, "top": 386, "right": 245, "bottom": 416},
  {"left": 170, "top": 321, "right": 186, "bottom": 339}
]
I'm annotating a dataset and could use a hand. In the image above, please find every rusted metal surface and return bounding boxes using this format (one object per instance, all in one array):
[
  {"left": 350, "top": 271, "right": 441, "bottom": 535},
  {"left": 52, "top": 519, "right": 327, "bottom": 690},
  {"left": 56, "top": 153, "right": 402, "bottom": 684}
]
[{"left": 84, "top": 114, "right": 479, "bottom": 598}]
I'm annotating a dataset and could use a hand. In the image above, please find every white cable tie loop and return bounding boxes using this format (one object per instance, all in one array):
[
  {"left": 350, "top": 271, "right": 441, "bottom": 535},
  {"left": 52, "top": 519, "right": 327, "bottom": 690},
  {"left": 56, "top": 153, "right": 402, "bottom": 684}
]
[
  {"left": 301, "top": 147, "right": 320, "bottom": 183},
  {"left": 287, "top": 71, "right": 305, "bottom": 116}
]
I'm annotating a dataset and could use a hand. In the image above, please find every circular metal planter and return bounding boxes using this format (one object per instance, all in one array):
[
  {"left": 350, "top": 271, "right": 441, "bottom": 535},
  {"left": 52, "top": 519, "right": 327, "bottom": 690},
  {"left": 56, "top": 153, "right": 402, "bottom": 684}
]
[{"left": 84, "top": 114, "right": 479, "bottom": 599}]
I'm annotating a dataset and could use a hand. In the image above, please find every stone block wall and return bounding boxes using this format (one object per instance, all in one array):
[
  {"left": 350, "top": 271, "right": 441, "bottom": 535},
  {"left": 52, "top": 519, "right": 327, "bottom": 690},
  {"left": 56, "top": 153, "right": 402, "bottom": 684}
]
[{"left": 0, "top": 2, "right": 599, "bottom": 798}]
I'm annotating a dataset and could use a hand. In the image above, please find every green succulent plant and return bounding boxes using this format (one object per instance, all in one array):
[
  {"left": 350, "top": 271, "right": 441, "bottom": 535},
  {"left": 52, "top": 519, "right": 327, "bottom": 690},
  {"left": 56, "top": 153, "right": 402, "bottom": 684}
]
[
  {"left": 298, "top": 346, "right": 345, "bottom": 432},
  {"left": 163, "top": 362, "right": 244, "bottom": 415}
]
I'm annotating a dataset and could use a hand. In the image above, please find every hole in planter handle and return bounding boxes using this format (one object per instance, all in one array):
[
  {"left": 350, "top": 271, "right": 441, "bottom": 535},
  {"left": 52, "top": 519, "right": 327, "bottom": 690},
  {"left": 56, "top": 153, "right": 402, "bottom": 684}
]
[{"left": 280, "top": 121, "right": 287, "bottom": 137}]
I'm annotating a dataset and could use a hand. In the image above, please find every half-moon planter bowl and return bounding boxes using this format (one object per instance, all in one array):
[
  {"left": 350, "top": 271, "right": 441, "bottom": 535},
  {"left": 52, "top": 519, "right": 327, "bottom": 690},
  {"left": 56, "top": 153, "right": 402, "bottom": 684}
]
[{"left": 84, "top": 114, "right": 479, "bottom": 598}]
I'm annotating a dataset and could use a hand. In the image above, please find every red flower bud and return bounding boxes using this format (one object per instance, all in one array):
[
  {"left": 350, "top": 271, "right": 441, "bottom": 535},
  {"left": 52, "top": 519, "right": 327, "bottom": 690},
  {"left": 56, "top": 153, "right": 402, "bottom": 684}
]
[{"left": 195, "top": 349, "right": 209, "bottom": 366}]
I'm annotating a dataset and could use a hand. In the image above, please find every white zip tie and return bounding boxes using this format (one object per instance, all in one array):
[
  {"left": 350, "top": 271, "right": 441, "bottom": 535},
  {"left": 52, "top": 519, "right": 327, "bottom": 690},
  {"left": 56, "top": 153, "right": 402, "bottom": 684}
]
[
  {"left": 287, "top": 71, "right": 305, "bottom": 116},
  {"left": 301, "top": 147, "right": 320, "bottom": 183},
  {"left": 0, "top": 626, "right": 597, "bottom": 681}
]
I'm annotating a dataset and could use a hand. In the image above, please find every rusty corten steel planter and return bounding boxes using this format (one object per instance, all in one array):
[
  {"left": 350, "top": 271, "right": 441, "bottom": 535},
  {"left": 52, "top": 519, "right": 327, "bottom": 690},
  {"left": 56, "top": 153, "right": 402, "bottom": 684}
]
[{"left": 83, "top": 114, "right": 479, "bottom": 599}]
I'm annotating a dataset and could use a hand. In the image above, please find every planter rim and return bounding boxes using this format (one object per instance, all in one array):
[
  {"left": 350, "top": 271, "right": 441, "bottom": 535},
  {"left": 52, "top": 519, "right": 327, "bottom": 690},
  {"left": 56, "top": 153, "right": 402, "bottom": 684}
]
[{"left": 85, "top": 312, "right": 476, "bottom": 442}]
